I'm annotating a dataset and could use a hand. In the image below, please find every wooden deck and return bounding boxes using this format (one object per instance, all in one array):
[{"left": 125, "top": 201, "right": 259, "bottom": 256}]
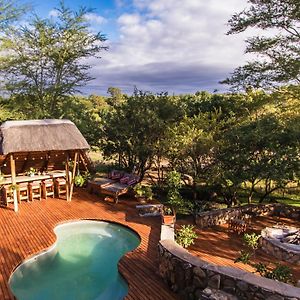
[
  {"left": 0, "top": 189, "right": 178, "bottom": 300},
  {"left": 178, "top": 215, "right": 300, "bottom": 281}
]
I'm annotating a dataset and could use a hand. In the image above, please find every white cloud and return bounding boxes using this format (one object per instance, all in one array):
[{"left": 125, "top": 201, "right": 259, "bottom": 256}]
[
  {"left": 88, "top": 0, "right": 258, "bottom": 94},
  {"left": 84, "top": 13, "right": 107, "bottom": 25}
]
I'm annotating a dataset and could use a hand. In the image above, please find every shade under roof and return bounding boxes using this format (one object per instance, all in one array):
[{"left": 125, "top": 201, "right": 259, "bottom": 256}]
[{"left": 0, "top": 119, "right": 90, "bottom": 155}]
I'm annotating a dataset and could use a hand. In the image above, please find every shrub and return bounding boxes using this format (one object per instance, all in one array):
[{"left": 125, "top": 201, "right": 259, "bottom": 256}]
[
  {"left": 234, "top": 250, "right": 252, "bottom": 264},
  {"left": 243, "top": 233, "right": 260, "bottom": 250},
  {"left": 176, "top": 225, "right": 198, "bottom": 248},
  {"left": 134, "top": 183, "right": 153, "bottom": 200},
  {"left": 254, "top": 262, "right": 292, "bottom": 283},
  {"left": 74, "top": 171, "right": 91, "bottom": 187},
  {"left": 266, "top": 264, "right": 292, "bottom": 283}
]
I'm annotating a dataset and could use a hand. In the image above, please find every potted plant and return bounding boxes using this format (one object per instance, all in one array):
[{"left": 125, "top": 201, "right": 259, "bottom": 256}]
[
  {"left": 26, "top": 167, "right": 36, "bottom": 177},
  {"left": 162, "top": 206, "right": 175, "bottom": 225},
  {"left": 134, "top": 183, "right": 153, "bottom": 203}
]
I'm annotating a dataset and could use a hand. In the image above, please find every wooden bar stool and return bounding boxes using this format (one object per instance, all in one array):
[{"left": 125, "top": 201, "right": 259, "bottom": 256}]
[
  {"left": 55, "top": 178, "right": 67, "bottom": 198},
  {"left": 42, "top": 179, "right": 54, "bottom": 199},
  {"left": 17, "top": 183, "right": 29, "bottom": 203},
  {"left": 1, "top": 185, "right": 14, "bottom": 206},
  {"left": 29, "top": 181, "right": 42, "bottom": 201}
]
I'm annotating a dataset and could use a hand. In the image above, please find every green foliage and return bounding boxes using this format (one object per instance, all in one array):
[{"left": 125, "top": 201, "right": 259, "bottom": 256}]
[
  {"left": 253, "top": 262, "right": 268, "bottom": 275},
  {"left": 101, "top": 89, "right": 182, "bottom": 179},
  {"left": 243, "top": 233, "right": 260, "bottom": 250},
  {"left": 223, "top": 0, "right": 300, "bottom": 90},
  {"left": 266, "top": 264, "right": 293, "bottom": 283},
  {"left": 175, "top": 225, "right": 198, "bottom": 248},
  {"left": 234, "top": 250, "right": 252, "bottom": 264},
  {"left": 254, "top": 263, "right": 292, "bottom": 283},
  {"left": 134, "top": 183, "right": 153, "bottom": 200},
  {"left": 0, "top": 0, "right": 28, "bottom": 31},
  {"left": 26, "top": 167, "right": 36, "bottom": 176},
  {"left": 165, "top": 171, "right": 189, "bottom": 215},
  {"left": 74, "top": 171, "right": 91, "bottom": 187},
  {"left": 163, "top": 206, "right": 174, "bottom": 216},
  {"left": 74, "top": 175, "right": 85, "bottom": 187},
  {"left": 0, "top": 2, "right": 107, "bottom": 119}
]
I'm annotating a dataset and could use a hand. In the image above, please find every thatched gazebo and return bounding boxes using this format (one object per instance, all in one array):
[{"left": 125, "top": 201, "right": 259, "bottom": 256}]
[{"left": 0, "top": 119, "right": 90, "bottom": 212}]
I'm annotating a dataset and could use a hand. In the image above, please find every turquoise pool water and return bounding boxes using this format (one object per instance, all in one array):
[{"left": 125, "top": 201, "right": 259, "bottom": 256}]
[{"left": 9, "top": 220, "right": 140, "bottom": 300}]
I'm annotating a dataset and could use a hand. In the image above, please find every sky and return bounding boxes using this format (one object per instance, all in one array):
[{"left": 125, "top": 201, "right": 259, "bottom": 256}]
[{"left": 22, "top": 0, "right": 252, "bottom": 95}]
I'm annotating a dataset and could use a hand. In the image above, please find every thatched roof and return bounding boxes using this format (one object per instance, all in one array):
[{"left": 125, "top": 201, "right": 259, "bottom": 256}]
[{"left": 0, "top": 119, "right": 90, "bottom": 155}]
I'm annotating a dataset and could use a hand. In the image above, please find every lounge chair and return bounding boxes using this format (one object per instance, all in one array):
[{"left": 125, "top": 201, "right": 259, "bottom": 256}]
[
  {"left": 101, "top": 175, "right": 139, "bottom": 203},
  {"left": 87, "top": 177, "right": 115, "bottom": 194}
]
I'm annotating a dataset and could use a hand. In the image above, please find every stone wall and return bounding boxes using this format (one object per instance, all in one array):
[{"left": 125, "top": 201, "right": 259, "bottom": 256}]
[
  {"left": 261, "top": 228, "right": 300, "bottom": 265},
  {"left": 158, "top": 239, "right": 300, "bottom": 300},
  {"left": 196, "top": 204, "right": 300, "bottom": 229},
  {"left": 158, "top": 204, "right": 300, "bottom": 300}
]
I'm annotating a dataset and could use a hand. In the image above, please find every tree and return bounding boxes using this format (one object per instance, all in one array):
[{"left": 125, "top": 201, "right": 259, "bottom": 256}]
[
  {"left": 218, "top": 91, "right": 300, "bottom": 203},
  {"left": 0, "top": 2, "right": 107, "bottom": 118},
  {"left": 223, "top": 0, "right": 300, "bottom": 90},
  {"left": 101, "top": 89, "right": 181, "bottom": 179},
  {"left": 166, "top": 113, "right": 220, "bottom": 200},
  {"left": 0, "top": 0, "right": 27, "bottom": 30}
]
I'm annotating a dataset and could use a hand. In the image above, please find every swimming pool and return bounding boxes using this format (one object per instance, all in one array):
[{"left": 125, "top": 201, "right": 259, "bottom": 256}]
[{"left": 9, "top": 220, "right": 140, "bottom": 300}]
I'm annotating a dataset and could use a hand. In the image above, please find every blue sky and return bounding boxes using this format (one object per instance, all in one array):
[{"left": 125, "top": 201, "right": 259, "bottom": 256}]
[{"left": 21, "top": 0, "right": 251, "bottom": 95}]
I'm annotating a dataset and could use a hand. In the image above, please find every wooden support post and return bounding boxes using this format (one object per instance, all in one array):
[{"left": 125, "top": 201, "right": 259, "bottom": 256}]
[
  {"left": 79, "top": 152, "right": 89, "bottom": 172},
  {"left": 65, "top": 152, "right": 70, "bottom": 201},
  {"left": 69, "top": 151, "right": 78, "bottom": 202},
  {"left": 10, "top": 154, "right": 18, "bottom": 212}
]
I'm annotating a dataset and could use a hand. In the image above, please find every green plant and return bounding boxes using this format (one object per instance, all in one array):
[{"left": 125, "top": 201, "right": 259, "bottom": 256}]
[
  {"left": 134, "top": 183, "right": 153, "bottom": 200},
  {"left": 253, "top": 262, "right": 292, "bottom": 283},
  {"left": 266, "top": 264, "right": 292, "bottom": 283},
  {"left": 234, "top": 250, "right": 252, "bottom": 264},
  {"left": 26, "top": 167, "right": 36, "bottom": 176},
  {"left": 9, "top": 184, "right": 19, "bottom": 191},
  {"left": 74, "top": 174, "right": 85, "bottom": 187},
  {"left": 166, "top": 171, "right": 186, "bottom": 216},
  {"left": 176, "top": 225, "right": 198, "bottom": 248},
  {"left": 163, "top": 206, "right": 174, "bottom": 216},
  {"left": 243, "top": 233, "right": 260, "bottom": 250},
  {"left": 74, "top": 171, "right": 91, "bottom": 187},
  {"left": 253, "top": 262, "right": 268, "bottom": 275}
]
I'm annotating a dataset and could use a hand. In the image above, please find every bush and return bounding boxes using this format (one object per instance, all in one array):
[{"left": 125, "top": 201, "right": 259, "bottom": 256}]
[
  {"left": 176, "top": 225, "right": 198, "bottom": 248},
  {"left": 134, "top": 183, "right": 153, "bottom": 200},
  {"left": 243, "top": 233, "right": 260, "bottom": 250},
  {"left": 234, "top": 250, "right": 252, "bottom": 264},
  {"left": 254, "top": 262, "right": 292, "bottom": 283},
  {"left": 266, "top": 264, "right": 292, "bottom": 283},
  {"left": 74, "top": 171, "right": 91, "bottom": 187}
]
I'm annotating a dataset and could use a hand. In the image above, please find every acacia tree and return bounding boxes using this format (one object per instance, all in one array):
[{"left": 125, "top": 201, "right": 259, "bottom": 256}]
[
  {"left": 223, "top": 0, "right": 300, "bottom": 90},
  {"left": 101, "top": 90, "right": 181, "bottom": 179},
  {"left": 0, "top": 2, "right": 107, "bottom": 118},
  {"left": 0, "top": 0, "right": 27, "bottom": 30}
]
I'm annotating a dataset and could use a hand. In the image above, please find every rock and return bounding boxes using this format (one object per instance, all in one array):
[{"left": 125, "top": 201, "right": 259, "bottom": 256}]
[
  {"left": 208, "top": 274, "right": 221, "bottom": 289},
  {"left": 266, "top": 296, "right": 284, "bottom": 300},
  {"left": 193, "top": 267, "right": 206, "bottom": 279},
  {"left": 193, "top": 275, "right": 207, "bottom": 289},
  {"left": 236, "top": 280, "right": 248, "bottom": 292}
]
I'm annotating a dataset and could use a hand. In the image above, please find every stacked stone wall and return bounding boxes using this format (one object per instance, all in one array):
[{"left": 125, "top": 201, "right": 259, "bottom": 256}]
[
  {"left": 158, "top": 239, "right": 300, "bottom": 300},
  {"left": 196, "top": 204, "right": 300, "bottom": 228},
  {"left": 158, "top": 204, "right": 300, "bottom": 300}
]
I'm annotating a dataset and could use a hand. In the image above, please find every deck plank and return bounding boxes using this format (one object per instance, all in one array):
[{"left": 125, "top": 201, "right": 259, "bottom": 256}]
[{"left": 0, "top": 189, "right": 178, "bottom": 300}]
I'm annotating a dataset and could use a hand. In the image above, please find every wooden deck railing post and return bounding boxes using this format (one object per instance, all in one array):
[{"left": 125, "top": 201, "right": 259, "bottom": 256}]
[
  {"left": 69, "top": 151, "right": 78, "bottom": 202},
  {"left": 10, "top": 154, "right": 18, "bottom": 212},
  {"left": 65, "top": 153, "right": 70, "bottom": 201}
]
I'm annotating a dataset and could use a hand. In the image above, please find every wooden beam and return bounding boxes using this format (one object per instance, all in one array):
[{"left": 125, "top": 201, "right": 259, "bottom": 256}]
[
  {"left": 79, "top": 152, "right": 89, "bottom": 172},
  {"left": 65, "top": 152, "right": 70, "bottom": 201},
  {"left": 10, "top": 154, "right": 18, "bottom": 212},
  {"left": 69, "top": 151, "right": 78, "bottom": 202}
]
